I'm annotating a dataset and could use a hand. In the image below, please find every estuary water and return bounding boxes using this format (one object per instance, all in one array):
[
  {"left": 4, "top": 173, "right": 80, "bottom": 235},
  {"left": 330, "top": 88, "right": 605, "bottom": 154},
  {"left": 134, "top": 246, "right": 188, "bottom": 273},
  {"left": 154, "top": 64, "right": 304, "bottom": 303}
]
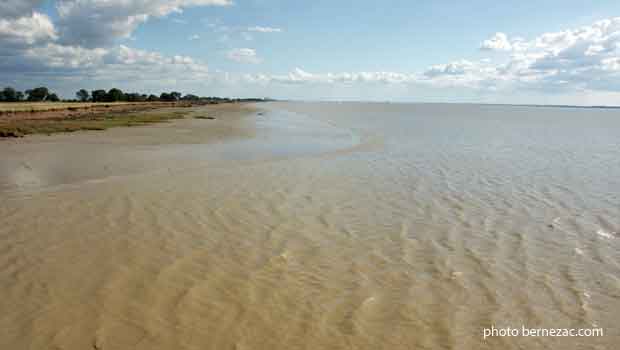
[{"left": 0, "top": 102, "right": 618, "bottom": 349}]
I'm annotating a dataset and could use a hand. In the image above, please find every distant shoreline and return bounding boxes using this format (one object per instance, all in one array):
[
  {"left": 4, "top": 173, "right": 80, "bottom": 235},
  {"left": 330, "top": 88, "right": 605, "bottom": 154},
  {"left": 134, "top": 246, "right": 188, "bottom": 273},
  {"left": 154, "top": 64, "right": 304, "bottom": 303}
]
[
  {"left": 485, "top": 103, "right": 620, "bottom": 110},
  {"left": 275, "top": 100, "right": 620, "bottom": 109}
]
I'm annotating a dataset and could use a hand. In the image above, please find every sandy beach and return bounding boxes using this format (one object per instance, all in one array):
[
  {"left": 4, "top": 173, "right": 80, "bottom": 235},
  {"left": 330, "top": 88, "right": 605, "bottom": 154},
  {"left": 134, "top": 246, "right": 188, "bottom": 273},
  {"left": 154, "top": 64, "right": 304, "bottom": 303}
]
[{"left": 0, "top": 103, "right": 258, "bottom": 192}]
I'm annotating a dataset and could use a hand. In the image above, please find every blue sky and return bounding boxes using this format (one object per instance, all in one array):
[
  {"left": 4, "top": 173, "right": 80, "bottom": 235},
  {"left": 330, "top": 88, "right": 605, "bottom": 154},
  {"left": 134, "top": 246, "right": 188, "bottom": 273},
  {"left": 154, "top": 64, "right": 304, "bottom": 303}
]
[{"left": 2, "top": 0, "right": 620, "bottom": 104}]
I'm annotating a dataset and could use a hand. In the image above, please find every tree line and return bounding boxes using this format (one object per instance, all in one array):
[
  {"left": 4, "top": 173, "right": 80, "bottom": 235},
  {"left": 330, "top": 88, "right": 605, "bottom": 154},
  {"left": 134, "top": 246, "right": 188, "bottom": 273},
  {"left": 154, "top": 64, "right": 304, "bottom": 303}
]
[
  {"left": 83, "top": 89, "right": 185, "bottom": 102},
  {"left": 1, "top": 86, "right": 267, "bottom": 104},
  {"left": 0, "top": 87, "right": 60, "bottom": 102}
]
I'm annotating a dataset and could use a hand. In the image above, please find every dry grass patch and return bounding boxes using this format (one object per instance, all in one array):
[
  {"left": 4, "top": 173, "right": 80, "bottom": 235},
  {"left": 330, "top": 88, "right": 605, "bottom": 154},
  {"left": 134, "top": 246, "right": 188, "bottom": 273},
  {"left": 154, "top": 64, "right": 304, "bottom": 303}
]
[
  {"left": 0, "top": 110, "right": 187, "bottom": 137},
  {"left": 0, "top": 102, "right": 137, "bottom": 113}
]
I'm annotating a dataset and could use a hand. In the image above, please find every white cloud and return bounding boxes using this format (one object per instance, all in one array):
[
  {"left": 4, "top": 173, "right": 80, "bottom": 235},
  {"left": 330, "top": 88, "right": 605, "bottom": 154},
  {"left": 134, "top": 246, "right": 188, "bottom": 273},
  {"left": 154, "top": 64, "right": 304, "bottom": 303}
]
[
  {"left": 243, "top": 68, "right": 415, "bottom": 85},
  {"left": 239, "top": 17, "right": 618, "bottom": 92},
  {"left": 0, "top": 12, "right": 57, "bottom": 48},
  {"left": 247, "top": 26, "right": 282, "bottom": 33},
  {"left": 25, "top": 43, "right": 107, "bottom": 69},
  {"left": 227, "top": 48, "right": 261, "bottom": 64},
  {"left": 480, "top": 32, "right": 513, "bottom": 51},
  {"left": 445, "top": 18, "right": 620, "bottom": 91},
  {"left": 242, "top": 63, "right": 503, "bottom": 91},
  {"left": 424, "top": 60, "right": 475, "bottom": 77},
  {"left": 55, "top": 0, "right": 232, "bottom": 47},
  {"left": 188, "top": 34, "right": 200, "bottom": 40},
  {"left": 420, "top": 60, "right": 506, "bottom": 90},
  {"left": 506, "top": 17, "right": 620, "bottom": 91},
  {"left": 1, "top": 42, "right": 209, "bottom": 89}
]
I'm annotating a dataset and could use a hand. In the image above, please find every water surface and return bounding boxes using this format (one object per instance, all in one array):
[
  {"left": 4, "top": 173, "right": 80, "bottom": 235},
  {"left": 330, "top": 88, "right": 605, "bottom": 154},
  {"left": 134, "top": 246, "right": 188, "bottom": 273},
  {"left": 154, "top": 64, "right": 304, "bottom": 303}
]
[{"left": 0, "top": 102, "right": 618, "bottom": 349}]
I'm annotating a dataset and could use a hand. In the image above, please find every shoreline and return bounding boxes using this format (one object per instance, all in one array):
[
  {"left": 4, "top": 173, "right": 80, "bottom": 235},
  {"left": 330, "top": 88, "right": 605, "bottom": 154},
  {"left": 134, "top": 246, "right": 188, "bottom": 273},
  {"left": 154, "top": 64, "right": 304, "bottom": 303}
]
[
  {"left": 0, "top": 102, "right": 260, "bottom": 193},
  {"left": 0, "top": 101, "right": 259, "bottom": 138}
]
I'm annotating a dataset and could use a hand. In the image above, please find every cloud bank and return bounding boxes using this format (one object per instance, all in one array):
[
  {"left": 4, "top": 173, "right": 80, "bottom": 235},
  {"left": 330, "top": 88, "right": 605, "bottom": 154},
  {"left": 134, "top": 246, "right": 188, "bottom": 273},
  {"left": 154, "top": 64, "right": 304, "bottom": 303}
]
[
  {"left": 0, "top": 0, "right": 225, "bottom": 92},
  {"left": 55, "top": 0, "right": 232, "bottom": 47},
  {"left": 243, "top": 17, "right": 620, "bottom": 95}
]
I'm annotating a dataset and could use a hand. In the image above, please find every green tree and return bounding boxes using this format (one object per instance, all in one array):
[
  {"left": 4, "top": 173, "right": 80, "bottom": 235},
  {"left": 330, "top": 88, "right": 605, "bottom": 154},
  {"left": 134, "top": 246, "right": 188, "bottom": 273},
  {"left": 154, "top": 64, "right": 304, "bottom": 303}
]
[
  {"left": 1, "top": 87, "right": 19, "bottom": 101},
  {"left": 182, "top": 94, "right": 199, "bottom": 101},
  {"left": 76, "top": 89, "right": 90, "bottom": 102},
  {"left": 107, "top": 88, "right": 125, "bottom": 102},
  {"left": 0, "top": 86, "right": 16, "bottom": 102},
  {"left": 124, "top": 92, "right": 145, "bottom": 102},
  {"left": 147, "top": 94, "right": 159, "bottom": 102},
  {"left": 25, "top": 87, "right": 50, "bottom": 101},
  {"left": 91, "top": 90, "right": 107, "bottom": 102},
  {"left": 170, "top": 91, "right": 182, "bottom": 101},
  {"left": 0, "top": 87, "right": 10, "bottom": 102},
  {"left": 48, "top": 93, "right": 60, "bottom": 102}
]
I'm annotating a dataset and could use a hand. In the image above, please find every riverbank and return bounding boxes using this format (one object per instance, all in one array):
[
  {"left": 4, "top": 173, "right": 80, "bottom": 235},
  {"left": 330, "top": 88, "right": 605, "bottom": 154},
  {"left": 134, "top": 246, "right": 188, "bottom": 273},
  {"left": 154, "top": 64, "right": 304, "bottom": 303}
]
[
  {"left": 0, "top": 101, "right": 253, "bottom": 137},
  {"left": 0, "top": 102, "right": 259, "bottom": 193}
]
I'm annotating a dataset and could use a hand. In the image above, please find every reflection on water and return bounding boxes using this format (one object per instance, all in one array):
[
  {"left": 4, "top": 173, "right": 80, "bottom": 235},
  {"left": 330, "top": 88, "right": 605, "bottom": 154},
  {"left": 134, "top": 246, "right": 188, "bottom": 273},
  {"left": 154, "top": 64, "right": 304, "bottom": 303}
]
[{"left": 0, "top": 102, "right": 618, "bottom": 349}]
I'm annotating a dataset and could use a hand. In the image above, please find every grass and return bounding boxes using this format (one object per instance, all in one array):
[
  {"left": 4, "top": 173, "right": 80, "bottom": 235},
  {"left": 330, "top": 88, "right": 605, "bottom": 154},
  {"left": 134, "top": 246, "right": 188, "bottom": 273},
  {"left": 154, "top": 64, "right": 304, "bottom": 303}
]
[
  {"left": 0, "top": 111, "right": 188, "bottom": 137},
  {"left": 0, "top": 102, "right": 137, "bottom": 113}
]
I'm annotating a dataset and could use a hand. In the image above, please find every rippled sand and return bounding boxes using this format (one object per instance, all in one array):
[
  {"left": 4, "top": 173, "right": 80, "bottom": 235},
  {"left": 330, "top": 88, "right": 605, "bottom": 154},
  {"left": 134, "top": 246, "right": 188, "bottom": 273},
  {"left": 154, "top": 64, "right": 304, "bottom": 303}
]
[{"left": 0, "top": 102, "right": 618, "bottom": 349}]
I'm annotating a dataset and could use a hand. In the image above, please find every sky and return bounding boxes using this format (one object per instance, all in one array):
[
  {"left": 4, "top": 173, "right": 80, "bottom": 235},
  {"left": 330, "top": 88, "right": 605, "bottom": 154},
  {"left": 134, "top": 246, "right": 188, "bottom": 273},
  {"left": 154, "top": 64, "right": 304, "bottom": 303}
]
[{"left": 2, "top": 0, "right": 620, "bottom": 104}]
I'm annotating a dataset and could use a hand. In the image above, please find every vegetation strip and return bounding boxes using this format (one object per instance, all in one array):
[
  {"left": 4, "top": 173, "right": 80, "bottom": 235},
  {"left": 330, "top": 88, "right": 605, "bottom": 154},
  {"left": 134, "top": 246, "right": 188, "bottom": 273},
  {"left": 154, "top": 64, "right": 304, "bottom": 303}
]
[
  {"left": 0, "top": 110, "right": 188, "bottom": 138},
  {"left": 1, "top": 86, "right": 269, "bottom": 105},
  {"left": 1, "top": 86, "right": 269, "bottom": 137}
]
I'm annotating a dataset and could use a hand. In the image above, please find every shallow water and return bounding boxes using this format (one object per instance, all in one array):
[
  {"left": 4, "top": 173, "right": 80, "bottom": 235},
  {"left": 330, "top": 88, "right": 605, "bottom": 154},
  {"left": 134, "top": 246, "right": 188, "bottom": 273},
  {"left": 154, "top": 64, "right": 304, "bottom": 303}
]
[{"left": 0, "top": 102, "right": 618, "bottom": 349}]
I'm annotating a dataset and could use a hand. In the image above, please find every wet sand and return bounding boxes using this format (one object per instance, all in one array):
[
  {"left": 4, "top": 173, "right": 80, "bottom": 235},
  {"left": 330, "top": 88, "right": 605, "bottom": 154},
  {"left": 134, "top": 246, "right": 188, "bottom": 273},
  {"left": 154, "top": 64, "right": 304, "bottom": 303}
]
[
  {"left": 0, "top": 102, "right": 618, "bottom": 349},
  {"left": 0, "top": 103, "right": 258, "bottom": 192}
]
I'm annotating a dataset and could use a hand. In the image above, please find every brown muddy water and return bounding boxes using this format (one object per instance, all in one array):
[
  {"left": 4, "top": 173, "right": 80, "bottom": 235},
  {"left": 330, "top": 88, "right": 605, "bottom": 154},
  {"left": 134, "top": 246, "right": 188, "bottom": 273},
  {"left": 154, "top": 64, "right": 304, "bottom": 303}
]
[{"left": 0, "top": 102, "right": 618, "bottom": 349}]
